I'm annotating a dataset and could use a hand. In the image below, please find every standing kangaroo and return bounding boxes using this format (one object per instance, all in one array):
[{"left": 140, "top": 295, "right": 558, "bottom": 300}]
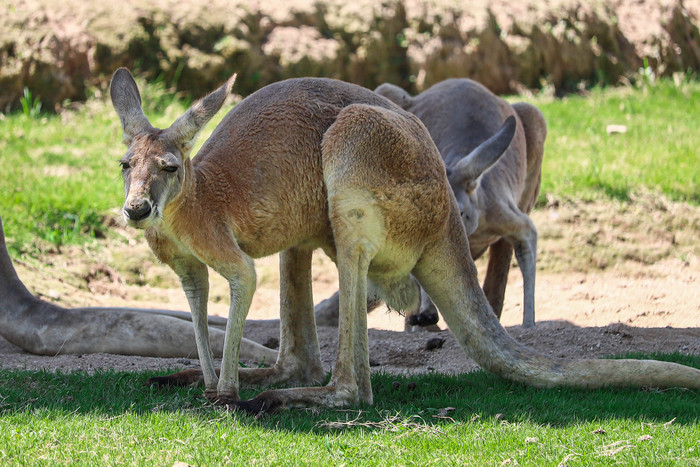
[
  {"left": 315, "top": 78, "right": 544, "bottom": 329},
  {"left": 111, "top": 68, "right": 699, "bottom": 412}
]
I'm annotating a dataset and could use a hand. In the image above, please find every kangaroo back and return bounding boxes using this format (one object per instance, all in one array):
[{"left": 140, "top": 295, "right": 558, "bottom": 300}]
[{"left": 512, "top": 102, "right": 546, "bottom": 214}]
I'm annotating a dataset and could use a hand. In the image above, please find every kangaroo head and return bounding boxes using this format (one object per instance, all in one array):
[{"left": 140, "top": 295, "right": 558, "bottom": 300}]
[
  {"left": 446, "top": 116, "right": 516, "bottom": 234},
  {"left": 374, "top": 83, "right": 413, "bottom": 109},
  {"left": 110, "top": 68, "right": 235, "bottom": 229}
]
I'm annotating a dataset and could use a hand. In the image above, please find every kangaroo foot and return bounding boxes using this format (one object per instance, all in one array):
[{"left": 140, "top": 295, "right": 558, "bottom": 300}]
[
  {"left": 228, "top": 384, "right": 364, "bottom": 415},
  {"left": 239, "top": 361, "right": 325, "bottom": 388},
  {"left": 147, "top": 361, "right": 325, "bottom": 390},
  {"left": 406, "top": 309, "right": 439, "bottom": 327}
]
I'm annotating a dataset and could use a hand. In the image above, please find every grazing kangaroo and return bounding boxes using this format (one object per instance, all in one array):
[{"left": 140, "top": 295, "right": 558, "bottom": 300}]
[
  {"left": 315, "top": 78, "right": 544, "bottom": 329},
  {"left": 378, "top": 78, "right": 544, "bottom": 328},
  {"left": 111, "top": 68, "right": 699, "bottom": 412}
]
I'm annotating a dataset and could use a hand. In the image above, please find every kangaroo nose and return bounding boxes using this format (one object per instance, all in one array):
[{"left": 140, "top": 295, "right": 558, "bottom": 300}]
[{"left": 124, "top": 200, "right": 152, "bottom": 221}]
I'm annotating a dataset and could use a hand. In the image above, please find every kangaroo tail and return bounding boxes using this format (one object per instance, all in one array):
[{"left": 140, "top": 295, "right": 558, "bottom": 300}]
[{"left": 414, "top": 214, "right": 700, "bottom": 390}]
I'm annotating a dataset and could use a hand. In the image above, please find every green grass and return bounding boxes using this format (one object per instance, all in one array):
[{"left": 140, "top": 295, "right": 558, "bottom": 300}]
[
  {"left": 1, "top": 105, "right": 118, "bottom": 252},
  {"left": 0, "top": 356, "right": 700, "bottom": 465},
  {"left": 519, "top": 77, "right": 700, "bottom": 204},
  {"left": 1, "top": 353, "right": 698, "bottom": 465},
  {"left": 1, "top": 77, "right": 699, "bottom": 254}
]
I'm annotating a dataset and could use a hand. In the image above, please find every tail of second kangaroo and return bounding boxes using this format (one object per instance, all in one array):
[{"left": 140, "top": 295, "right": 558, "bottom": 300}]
[{"left": 413, "top": 209, "right": 700, "bottom": 390}]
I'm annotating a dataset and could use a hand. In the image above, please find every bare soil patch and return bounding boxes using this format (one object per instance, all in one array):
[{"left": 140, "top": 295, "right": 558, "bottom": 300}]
[{"left": 3, "top": 194, "right": 699, "bottom": 376}]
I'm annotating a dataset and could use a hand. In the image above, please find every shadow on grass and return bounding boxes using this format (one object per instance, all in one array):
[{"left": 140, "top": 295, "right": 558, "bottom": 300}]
[
  {"left": 0, "top": 352, "right": 697, "bottom": 432},
  {"left": 591, "top": 180, "right": 631, "bottom": 202}
]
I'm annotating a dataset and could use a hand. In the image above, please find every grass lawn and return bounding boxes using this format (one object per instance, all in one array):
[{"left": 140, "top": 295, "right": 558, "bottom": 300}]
[
  {"left": 0, "top": 77, "right": 699, "bottom": 255},
  {"left": 525, "top": 76, "right": 700, "bottom": 204},
  {"left": 1, "top": 353, "right": 698, "bottom": 465},
  {"left": 0, "top": 81, "right": 193, "bottom": 255}
]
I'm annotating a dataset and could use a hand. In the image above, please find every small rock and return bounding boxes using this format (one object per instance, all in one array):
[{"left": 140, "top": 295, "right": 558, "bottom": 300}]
[{"left": 425, "top": 337, "right": 445, "bottom": 351}]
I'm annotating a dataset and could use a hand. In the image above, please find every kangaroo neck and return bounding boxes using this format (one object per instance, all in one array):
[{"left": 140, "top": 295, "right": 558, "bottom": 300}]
[{"left": 158, "top": 159, "right": 207, "bottom": 237}]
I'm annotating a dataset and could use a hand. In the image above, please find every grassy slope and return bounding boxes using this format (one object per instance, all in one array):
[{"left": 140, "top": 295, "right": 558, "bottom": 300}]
[
  {"left": 1, "top": 78, "right": 698, "bottom": 255},
  {"left": 0, "top": 354, "right": 698, "bottom": 465},
  {"left": 521, "top": 77, "right": 700, "bottom": 203}
]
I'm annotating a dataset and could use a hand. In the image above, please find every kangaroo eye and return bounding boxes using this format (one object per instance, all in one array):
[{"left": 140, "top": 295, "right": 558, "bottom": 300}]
[
  {"left": 163, "top": 165, "right": 179, "bottom": 173},
  {"left": 120, "top": 161, "right": 130, "bottom": 171}
]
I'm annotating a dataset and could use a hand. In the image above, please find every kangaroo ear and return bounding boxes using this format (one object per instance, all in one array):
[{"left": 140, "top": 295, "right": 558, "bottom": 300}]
[
  {"left": 110, "top": 68, "right": 154, "bottom": 145},
  {"left": 375, "top": 83, "right": 412, "bottom": 109},
  {"left": 451, "top": 116, "right": 516, "bottom": 191},
  {"left": 165, "top": 73, "right": 237, "bottom": 156}
]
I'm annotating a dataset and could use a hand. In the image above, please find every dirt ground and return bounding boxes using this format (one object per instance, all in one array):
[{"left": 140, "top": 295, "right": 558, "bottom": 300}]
[{"left": 2, "top": 192, "right": 699, "bottom": 376}]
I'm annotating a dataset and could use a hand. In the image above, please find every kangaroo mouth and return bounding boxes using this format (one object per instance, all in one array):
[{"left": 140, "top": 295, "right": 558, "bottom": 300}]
[{"left": 123, "top": 204, "right": 159, "bottom": 229}]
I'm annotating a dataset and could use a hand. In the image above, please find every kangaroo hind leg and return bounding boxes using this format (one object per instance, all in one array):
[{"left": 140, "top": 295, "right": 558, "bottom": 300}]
[
  {"left": 505, "top": 211, "right": 537, "bottom": 328},
  {"left": 330, "top": 193, "right": 385, "bottom": 405},
  {"left": 231, "top": 188, "right": 386, "bottom": 413},
  {"left": 238, "top": 247, "right": 325, "bottom": 387},
  {"left": 482, "top": 238, "right": 514, "bottom": 319}
]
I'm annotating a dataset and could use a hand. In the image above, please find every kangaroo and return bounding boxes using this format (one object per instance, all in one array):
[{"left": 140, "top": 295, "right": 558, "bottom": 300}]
[
  {"left": 110, "top": 68, "right": 700, "bottom": 413},
  {"left": 0, "top": 214, "right": 277, "bottom": 362},
  {"left": 378, "top": 79, "right": 544, "bottom": 328},
  {"left": 315, "top": 78, "right": 544, "bottom": 329}
]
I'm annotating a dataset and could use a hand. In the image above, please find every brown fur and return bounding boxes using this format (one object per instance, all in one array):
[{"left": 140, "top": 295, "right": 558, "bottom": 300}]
[
  {"left": 315, "top": 78, "right": 545, "bottom": 329},
  {"left": 111, "top": 69, "right": 699, "bottom": 412}
]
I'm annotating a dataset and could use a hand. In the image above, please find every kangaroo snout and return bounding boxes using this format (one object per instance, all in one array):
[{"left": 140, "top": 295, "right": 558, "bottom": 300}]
[{"left": 123, "top": 198, "right": 153, "bottom": 224}]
